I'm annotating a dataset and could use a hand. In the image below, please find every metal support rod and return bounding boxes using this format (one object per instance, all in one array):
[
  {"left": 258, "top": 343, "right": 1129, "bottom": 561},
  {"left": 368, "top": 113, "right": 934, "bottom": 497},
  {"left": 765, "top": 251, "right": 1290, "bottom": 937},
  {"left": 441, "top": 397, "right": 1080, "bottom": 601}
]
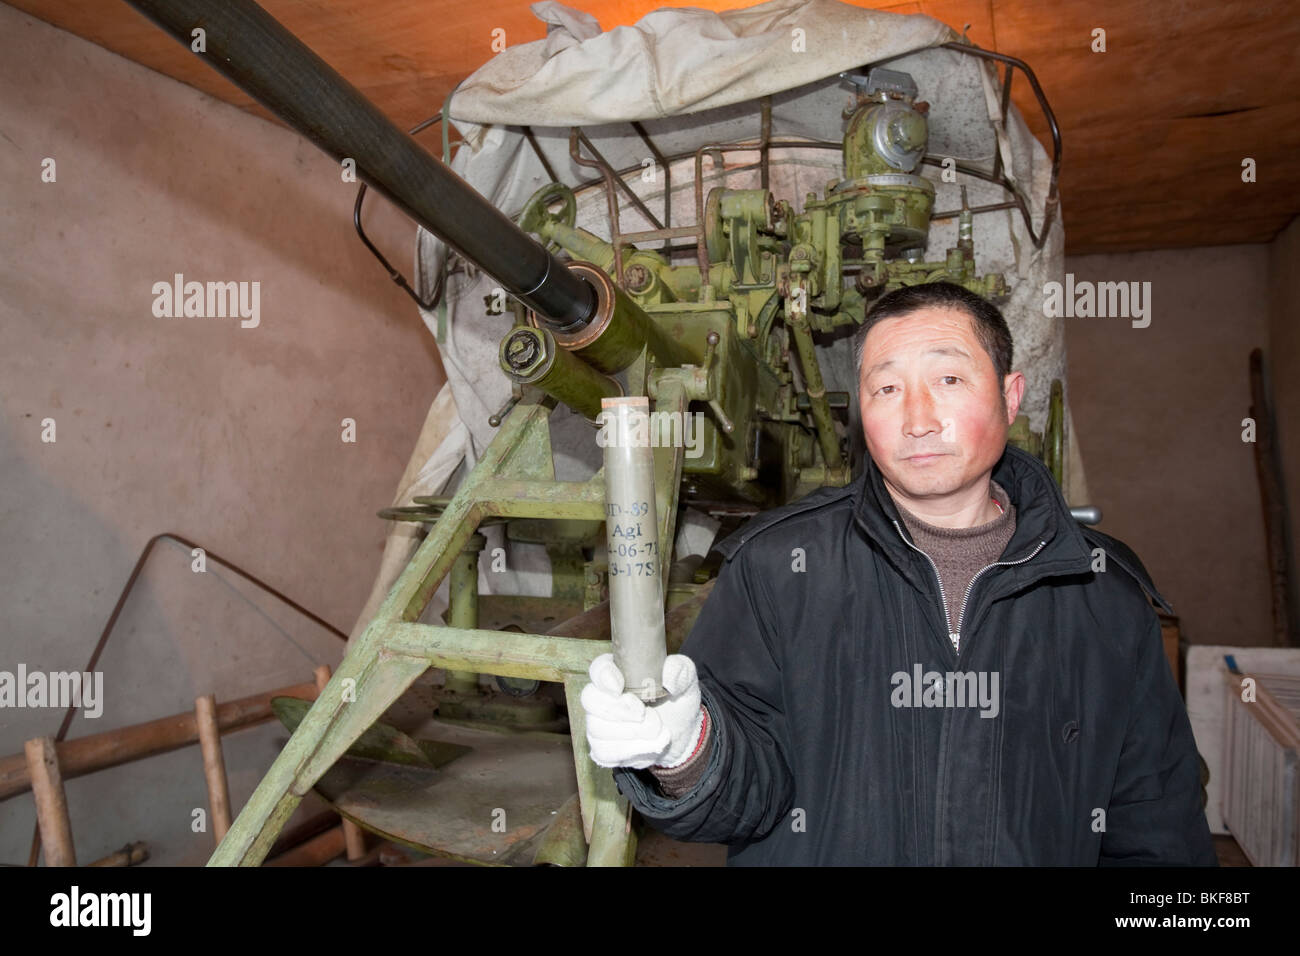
[
  {"left": 314, "top": 666, "right": 367, "bottom": 861},
  {"left": 630, "top": 120, "right": 672, "bottom": 239},
  {"left": 938, "top": 41, "right": 1061, "bottom": 244},
  {"left": 787, "top": 288, "right": 847, "bottom": 484},
  {"left": 123, "top": 0, "right": 596, "bottom": 330},
  {"left": 444, "top": 533, "right": 486, "bottom": 694}
]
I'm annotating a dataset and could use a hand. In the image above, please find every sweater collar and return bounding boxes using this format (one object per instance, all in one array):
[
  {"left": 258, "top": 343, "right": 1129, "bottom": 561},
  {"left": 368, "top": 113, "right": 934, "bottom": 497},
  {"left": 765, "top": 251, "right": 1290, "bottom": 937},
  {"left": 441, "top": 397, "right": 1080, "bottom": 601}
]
[
  {"left": 896, "top": 479, "right": 1013, "bottom": 541},
  {"left": 851, "top": 443, "right": 1093, "bottom": 586}
]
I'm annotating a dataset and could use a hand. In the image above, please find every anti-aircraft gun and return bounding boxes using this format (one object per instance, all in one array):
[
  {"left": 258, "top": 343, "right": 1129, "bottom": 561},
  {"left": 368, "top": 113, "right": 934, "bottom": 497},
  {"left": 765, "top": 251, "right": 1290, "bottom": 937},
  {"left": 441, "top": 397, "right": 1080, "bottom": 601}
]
[
  {"left": 126, "top": 0, "right": 1068, "bottom": 866},
  {"left": 502, "top": 65, "right": 1008, "bottom": 505}
]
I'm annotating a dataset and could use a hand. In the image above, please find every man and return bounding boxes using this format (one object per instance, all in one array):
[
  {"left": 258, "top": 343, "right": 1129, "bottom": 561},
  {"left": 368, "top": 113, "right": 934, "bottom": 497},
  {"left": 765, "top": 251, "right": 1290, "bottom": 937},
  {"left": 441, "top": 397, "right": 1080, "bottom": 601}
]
[{"left": 581, "top": 281, "right": 1216, "bottom": 866}]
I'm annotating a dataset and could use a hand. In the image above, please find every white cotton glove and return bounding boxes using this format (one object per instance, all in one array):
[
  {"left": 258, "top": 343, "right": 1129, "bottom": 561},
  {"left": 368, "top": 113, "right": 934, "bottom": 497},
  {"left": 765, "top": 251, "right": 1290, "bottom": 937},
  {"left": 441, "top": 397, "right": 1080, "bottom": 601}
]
[{"left": 581, "top": 653, "right": 705, "bottom": 770}]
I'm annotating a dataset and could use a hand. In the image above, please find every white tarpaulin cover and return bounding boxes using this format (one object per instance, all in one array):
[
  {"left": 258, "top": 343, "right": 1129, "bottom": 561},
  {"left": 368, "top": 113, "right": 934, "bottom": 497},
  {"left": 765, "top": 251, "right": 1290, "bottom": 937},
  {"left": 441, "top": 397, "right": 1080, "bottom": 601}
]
[{"left": 348, "top": 0, "right": 1088, "bottom": 644}]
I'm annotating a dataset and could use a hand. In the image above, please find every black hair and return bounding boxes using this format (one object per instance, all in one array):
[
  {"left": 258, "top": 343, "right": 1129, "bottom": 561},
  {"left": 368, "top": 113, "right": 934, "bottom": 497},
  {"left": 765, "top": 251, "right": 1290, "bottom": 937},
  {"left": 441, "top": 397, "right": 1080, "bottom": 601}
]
[{"left": 852, "top": 282, "right": 1014, "bottom": 386}]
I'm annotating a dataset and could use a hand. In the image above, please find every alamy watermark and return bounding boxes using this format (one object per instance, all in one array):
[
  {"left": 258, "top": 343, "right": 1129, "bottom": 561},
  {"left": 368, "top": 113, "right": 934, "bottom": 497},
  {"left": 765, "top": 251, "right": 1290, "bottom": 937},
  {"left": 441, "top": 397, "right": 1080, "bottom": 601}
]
[
  {"left": 152, "top": 273, "right": 260, "bottom": 328},
  {"left": 890, "top": 664, "right": 999, "bottom": 718},
  {"left": 0, "top": 666, "right": 103, "bottom": 718},
  {"left": 595, "top": 408, "right": 706, "bottom": 459},
  {"left": 50, "top": 886, "right": 150, "bottom": 936},
  {"left": 1042, "top": 273, "right": 1151, "bottom": 328}
]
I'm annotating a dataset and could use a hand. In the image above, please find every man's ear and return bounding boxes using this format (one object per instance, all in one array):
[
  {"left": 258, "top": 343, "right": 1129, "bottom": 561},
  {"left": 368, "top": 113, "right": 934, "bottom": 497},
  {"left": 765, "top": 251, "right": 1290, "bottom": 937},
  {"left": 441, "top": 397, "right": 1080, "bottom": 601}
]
[{"left": 1003, "top": 371, "right": 1027, "bottom": 424}]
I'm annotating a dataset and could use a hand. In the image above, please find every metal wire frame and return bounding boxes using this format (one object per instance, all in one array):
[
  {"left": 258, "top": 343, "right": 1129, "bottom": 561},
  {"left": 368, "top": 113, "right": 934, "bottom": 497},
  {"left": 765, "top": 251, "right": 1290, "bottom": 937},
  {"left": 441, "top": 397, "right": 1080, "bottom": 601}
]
[
  {"left": 934, "top": 40, "right": 1062, "bottom": 246},
  {"left": 23, "top": 532, "right": 347, "bottom": 866},
  {"left": 352, "top": 113, "right": 455, "bottom": 310},
  {"left": 353, "top": 42, "right": 1062, "bottom": 306}
]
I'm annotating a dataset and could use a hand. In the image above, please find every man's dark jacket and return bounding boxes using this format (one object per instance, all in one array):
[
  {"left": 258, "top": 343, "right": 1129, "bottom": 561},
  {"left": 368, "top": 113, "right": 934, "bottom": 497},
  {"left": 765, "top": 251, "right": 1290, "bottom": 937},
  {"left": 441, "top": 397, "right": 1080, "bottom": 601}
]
[{"left": 613, "top": 444, "right": 1216, "bottom": 865}]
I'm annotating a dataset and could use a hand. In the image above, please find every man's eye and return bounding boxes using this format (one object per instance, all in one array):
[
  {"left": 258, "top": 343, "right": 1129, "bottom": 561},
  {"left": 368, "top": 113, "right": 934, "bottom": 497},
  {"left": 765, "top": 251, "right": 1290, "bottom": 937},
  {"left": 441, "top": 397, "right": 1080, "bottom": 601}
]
[
  {"left": 875, "top": 385, "right": 896, "bottom": 396},
  {"left": 940, "top": 376, "right": 962, "bottom": 385}
]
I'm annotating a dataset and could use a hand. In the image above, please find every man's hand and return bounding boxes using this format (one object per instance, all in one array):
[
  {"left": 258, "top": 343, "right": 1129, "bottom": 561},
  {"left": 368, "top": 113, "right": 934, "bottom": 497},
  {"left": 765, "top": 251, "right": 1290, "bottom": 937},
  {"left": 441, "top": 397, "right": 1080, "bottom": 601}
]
[{"left": 581, "top": 653, "right": 705, "bottom": 769}]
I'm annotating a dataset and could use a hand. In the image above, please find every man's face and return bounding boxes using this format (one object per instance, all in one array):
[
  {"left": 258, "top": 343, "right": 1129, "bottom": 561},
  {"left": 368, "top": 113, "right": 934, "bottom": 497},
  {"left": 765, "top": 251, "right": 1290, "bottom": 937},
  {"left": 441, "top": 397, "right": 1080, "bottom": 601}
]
[{"left": 857, "top": 305, "right": 1025, "bottom": 514}]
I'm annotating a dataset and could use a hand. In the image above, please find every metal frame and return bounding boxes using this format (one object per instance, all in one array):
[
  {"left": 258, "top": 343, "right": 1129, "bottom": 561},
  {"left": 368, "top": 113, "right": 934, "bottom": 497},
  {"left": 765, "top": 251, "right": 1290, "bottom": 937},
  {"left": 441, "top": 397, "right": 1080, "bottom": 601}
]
[
  {"left": 359, "top": 43, "right": 1062, "bottom": 307},
  {"left": 212, "top": 382, "right": 688, "bottom": 866}
]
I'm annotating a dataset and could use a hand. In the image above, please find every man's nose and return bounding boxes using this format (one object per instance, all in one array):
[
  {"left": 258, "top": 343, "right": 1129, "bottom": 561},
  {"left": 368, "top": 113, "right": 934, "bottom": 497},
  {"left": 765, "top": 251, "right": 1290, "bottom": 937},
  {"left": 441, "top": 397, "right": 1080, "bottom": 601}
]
[{"left": 902, "top": 387, "right": 941, "bottom": 437}]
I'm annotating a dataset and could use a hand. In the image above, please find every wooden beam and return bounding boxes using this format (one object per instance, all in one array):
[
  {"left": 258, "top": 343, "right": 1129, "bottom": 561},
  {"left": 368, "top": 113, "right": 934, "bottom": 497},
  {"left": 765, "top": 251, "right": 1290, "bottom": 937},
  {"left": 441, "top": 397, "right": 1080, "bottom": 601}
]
[
  {"left": 0, "top": 680, "right": 317, "bottom": 801},
  {"left": 195, "top": 693, "right": 233, "bottom": 843},
  {"left": 263, "top": 825, "right": 346, "bottom": 867},
  {"left": 24, "top": 736, "right": 76, "bottom": 866}
]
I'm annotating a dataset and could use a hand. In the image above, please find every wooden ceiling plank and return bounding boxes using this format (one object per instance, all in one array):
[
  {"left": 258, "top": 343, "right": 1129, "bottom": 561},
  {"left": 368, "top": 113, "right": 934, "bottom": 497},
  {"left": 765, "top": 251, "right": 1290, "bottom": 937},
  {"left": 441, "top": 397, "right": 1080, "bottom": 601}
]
[{"left": 6, "top": 0, "right": 1298, "bottom": 252}]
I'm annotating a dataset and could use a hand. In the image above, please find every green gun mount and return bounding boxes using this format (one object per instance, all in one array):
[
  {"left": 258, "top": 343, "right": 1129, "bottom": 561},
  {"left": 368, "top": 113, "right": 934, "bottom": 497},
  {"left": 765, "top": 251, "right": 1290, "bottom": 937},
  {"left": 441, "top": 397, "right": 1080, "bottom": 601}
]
[{"left": 507, "top": 66, "right": 1009, "bottom": 501}]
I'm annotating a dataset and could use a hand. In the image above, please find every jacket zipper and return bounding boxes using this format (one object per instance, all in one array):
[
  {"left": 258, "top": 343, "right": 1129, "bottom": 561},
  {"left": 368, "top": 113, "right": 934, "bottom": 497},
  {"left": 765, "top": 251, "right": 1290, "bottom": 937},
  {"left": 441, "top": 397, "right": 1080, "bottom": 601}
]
[
  {"left": 950, "top": 540, "right": 1048, "bottom": 653},
  {"left": 890, "top": 517, "right": 1048, "bottom": 866},
  {"left": 892, "top": 519, "right": 957, "bottom": 656},
  {"left": 891, "top": 519, "right": 1047, "bottom": 655}
]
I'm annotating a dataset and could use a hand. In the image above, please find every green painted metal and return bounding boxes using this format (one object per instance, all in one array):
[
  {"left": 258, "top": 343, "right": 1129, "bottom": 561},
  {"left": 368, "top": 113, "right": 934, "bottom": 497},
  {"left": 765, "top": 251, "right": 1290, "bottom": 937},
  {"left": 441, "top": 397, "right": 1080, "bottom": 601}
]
[
  {"left": 548, "top": 262, "right": 694, "bottom": 375},
  {"left": 533, "top": 793, "right": 588, "bottom": 866},
  {"left": 519, "top": 182, "right": 614, "bottom": 271},
  {"left": 437, "top": 529, "right": 560, "bottom": 727},
  {"left": 210, "top": 395, "right": 641, "bottom": 867},
  {"left": 1044, "top": 379, "right": 1065, "bottom": 488},
  {"left": 500, "top": 79, "right": 1015, "bottom": 512},
  {"left": 270, "top": 696, "right": 471, "bottom": 769},
  {"left": 304, "top": 710, "right": 578, "bottom": 866},
  {"left": 1006, "top": 377, "right": 1065, "bottom": 491},
  {"left": 786, "top": 300, "right": 849, "bottom": 486},
  {"left": 499, "top": 326, "right": 622, "bottom": 421},
  {"left": 444, "top": 532, "right": 485, "bottom": 695},
  {"left": 1007, "top": 413, "right": 1043, "bottom": 460}
]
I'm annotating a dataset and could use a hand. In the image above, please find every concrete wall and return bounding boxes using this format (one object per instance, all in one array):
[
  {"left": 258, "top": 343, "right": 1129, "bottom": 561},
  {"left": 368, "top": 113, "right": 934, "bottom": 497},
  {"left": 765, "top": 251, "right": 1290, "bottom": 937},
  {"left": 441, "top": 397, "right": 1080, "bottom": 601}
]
[
  {"left": 0, "top": 5, "right": 442, "bottom": 863},
  {"left": 1063, "top": 244, "right": 1275, "bottom": 646}
]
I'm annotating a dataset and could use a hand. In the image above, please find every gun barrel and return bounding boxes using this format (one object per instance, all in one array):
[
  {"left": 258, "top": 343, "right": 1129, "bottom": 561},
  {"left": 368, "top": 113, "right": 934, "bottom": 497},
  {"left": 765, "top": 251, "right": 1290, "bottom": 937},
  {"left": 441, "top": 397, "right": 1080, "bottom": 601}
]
[{"left": 124, "top": 0, "right": 596, "bottom": 330}]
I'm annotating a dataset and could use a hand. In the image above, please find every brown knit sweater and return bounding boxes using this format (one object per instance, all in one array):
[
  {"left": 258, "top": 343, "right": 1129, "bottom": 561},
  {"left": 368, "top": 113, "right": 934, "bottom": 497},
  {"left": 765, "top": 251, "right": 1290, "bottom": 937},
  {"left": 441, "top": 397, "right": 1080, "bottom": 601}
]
[
  {"left": 647, "top": 479, "right": 1018, "bottom": 798},
  {"left": 894, "top": 479, "right": 1017, "bottom": 651}
]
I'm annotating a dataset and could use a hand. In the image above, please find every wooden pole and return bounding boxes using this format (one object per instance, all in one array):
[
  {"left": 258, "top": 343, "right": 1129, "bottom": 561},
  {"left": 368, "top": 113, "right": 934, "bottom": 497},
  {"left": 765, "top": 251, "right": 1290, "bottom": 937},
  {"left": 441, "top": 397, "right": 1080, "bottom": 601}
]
[
  {"left": 195, "top": 694, "right": 232, "bottom": 843},
  {"left": 24, "top": 736, "right": 76, "bottom": 866},
  {"left": 266, "top": 809, "right": 339, "bottom": 858},
  {"left": 263, "top": 825, "right": 345, "bottom": 867},
  {"left": 315, "top": 665, "right": 367, "bottom": 861},
  {"left": 1249, "top": 348, "right": 1299, "bottom": 647},
  {"left": 88, "top": 841, "right": 150, "bottom": 867},
  {"left": 0, "top": 680, "right": 317, "bottom": 801}
]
